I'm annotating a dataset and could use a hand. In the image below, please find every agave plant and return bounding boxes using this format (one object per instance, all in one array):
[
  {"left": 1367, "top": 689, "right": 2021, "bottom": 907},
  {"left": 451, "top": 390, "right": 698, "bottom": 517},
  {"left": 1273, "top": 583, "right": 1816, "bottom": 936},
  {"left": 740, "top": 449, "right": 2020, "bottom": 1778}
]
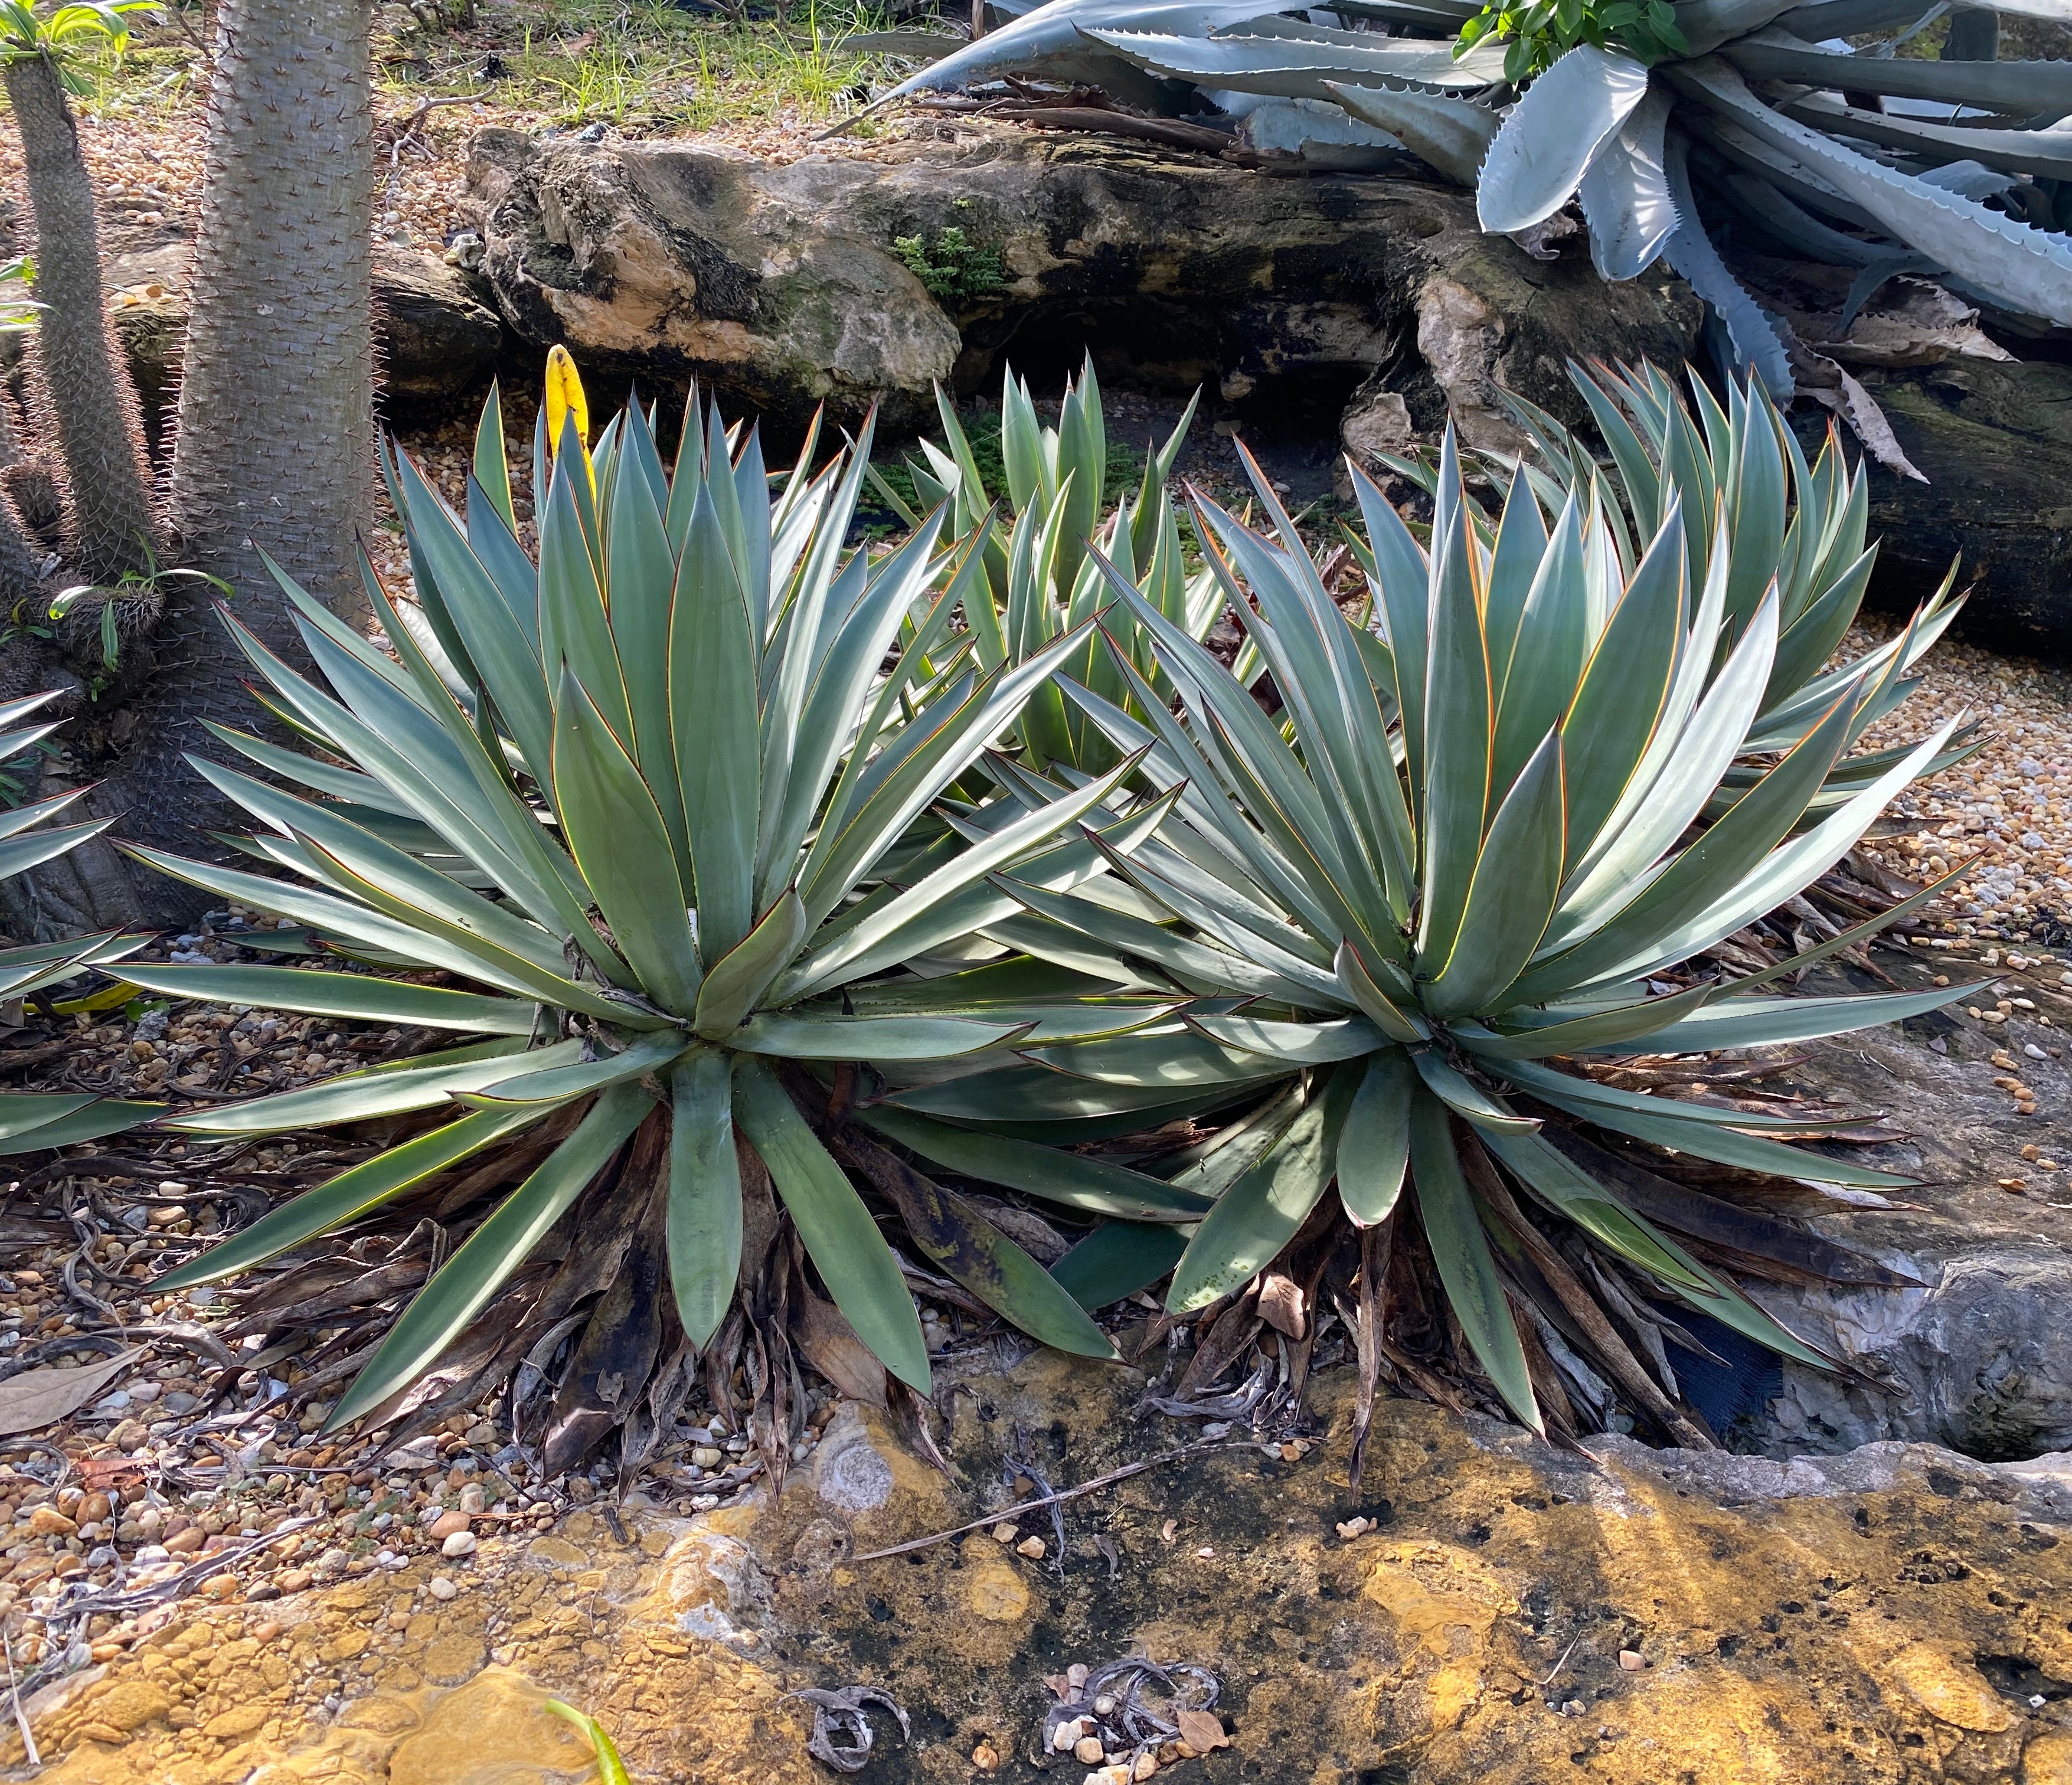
[
  {"left": 1140, "top": 11, "right": 2072, "bottom": 386},
  {"left": 1371, "top": 356, "right": 1980, "bottom": 813},
  {"left": 116, "top": 352, "right": 1213, "bottom": 1432},
  {"left": 875, "top": 430, "right": 1978, "bottom": 1444},
  {"left": 853, "top": 0, "right": 2072, "bottom": 393},
  {"left": 1, "top": 688, "right": 156, "bottom": 1154},
  {"left": 870, "top": 358, "right": 1230, "bottom": 777}
]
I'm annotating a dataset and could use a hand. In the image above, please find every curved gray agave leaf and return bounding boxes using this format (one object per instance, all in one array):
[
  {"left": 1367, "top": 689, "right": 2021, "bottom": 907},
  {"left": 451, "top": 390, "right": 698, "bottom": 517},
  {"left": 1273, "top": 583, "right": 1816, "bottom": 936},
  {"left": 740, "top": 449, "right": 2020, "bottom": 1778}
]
[{"left": 872, "top": 0, "right": 2072, "bottom": 398}]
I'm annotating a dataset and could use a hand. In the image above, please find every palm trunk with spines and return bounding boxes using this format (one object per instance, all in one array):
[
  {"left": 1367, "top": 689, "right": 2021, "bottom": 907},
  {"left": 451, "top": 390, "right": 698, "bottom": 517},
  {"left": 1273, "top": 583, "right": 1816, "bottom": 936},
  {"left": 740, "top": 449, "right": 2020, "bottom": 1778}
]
[
  {"left": 29, "top": 0, "right": 381, "bottom": 932},
  {"left": 2, "top": 51, "right": 160, "bottom": 585},
  {"left": 165, "top": 0, "right": 377, "bottom": 615}
]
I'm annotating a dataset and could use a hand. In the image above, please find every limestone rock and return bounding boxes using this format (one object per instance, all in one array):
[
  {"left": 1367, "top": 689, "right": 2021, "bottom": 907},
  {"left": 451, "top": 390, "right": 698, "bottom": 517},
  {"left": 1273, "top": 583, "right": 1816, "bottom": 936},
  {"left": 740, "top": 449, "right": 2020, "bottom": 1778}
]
[
  {"left": 101, "top": 224, "right": 504, "bottom": 431},
  {"left": 1731, "top": 1006, "right": 2072, "bottom": 1458},
  {"left": 460, "top": 127, "right": 1697, "bottom": 437}
]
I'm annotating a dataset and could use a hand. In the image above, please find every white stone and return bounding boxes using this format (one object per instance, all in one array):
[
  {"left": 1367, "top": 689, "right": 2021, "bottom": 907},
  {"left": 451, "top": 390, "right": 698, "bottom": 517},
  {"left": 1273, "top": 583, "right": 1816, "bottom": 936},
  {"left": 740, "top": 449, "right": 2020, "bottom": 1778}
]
[{"left": 441, "top": 1530, "right": 478, "bottom": 1558}]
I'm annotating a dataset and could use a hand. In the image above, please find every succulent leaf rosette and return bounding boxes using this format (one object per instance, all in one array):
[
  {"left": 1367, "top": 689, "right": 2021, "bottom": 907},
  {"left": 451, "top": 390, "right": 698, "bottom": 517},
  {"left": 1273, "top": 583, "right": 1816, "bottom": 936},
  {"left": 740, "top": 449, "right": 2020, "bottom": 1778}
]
[
  {"left": 117, "top": 352, "right": 1214, "bottom": 1426},
  {"left": 0, "top": 688, "right": 156, "bottom": 1155},
  {"left": 882, "top": 424, "right": 1980, "bottom": 1439}
]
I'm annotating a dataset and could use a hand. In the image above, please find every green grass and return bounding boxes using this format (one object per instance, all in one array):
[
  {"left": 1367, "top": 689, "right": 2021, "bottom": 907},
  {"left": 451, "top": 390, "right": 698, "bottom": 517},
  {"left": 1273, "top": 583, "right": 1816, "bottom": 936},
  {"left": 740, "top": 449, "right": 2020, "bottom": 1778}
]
[{"left": 65, "top": 0, "right": 926, "bottom": 134}]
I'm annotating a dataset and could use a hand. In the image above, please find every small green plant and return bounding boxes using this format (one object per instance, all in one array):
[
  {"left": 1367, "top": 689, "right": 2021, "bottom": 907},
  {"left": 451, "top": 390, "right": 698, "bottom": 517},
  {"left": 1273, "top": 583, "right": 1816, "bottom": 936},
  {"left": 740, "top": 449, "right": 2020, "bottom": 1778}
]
[
  {"left": 544, "top": 1700, "right": 632, "bottom": 1785},
  {"left": 891, "top": 224, "right": 1005, "bottom": 304},
  {"left": 50, "top": 544, "right": 230, "bottom": 683},
  {"left": 1455, "top": 0, "right": 1685, "bottom": 83}
]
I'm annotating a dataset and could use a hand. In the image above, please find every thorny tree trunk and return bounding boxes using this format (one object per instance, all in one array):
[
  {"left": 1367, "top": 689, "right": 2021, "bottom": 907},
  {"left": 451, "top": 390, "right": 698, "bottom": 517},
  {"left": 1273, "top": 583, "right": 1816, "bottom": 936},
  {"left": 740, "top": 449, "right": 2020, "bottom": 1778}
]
[
  {"left": 27, "top": 0, "right": 381, "bottom": 933},
  {"left": 1, "top": 51, "right": 160, "bottom": 585}
]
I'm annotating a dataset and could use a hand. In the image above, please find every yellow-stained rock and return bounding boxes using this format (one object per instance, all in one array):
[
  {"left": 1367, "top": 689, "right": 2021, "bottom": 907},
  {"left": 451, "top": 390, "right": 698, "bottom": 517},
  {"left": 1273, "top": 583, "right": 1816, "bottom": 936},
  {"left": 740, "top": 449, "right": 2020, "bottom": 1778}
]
[
  {"left": 524, "top": 1536, "right": 587, "bottom": 1569},
  {"left": 384, "top": 1669, "right": 599, "bottom": 1785},
  {"left": 14, "top": 1361, "right": 2072, "bottom": 1785},
  {"left": 89, "top": 1682, "right": 173, "bottom": 1732},
  {"left": 420, "top": 1632, "right": 487, "bottom": 1686},
  {"left": 963, "top": 1558, "right": 1032, "bottom": 1624},
  {"left": 1878, "top": 1640, "right": 2017, "bottom": 1734},
  {"left": 200, "top": 1705, "right": 269, "bottom": 1740},
  {"left": 2027, "top": 1730, "right": 2072, "bottom": 1784}
]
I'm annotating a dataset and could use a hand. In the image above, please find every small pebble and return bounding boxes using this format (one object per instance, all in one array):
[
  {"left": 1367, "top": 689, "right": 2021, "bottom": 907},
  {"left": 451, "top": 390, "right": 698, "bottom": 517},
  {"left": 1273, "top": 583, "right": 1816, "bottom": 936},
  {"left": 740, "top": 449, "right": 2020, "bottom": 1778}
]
[
  {"left": 442, "top": 1529, "right": 478, "bottom": 1558},
  {"left": 429, "top": 1575, "right": 459, "bottom": 1601},
  {"left": 1017, "top": 1535, "right": 1047, "bottom": 1560},
  {"left": 1618, "top": 1649, "right": 1646, "bottom": 1671}
]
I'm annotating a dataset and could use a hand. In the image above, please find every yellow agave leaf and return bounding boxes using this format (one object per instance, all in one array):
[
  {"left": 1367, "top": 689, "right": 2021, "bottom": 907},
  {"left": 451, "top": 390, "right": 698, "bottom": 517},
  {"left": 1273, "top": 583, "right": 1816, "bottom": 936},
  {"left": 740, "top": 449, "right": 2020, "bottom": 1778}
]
[{"left": 544, "top": 344, "right": 590, "bottom": 455}]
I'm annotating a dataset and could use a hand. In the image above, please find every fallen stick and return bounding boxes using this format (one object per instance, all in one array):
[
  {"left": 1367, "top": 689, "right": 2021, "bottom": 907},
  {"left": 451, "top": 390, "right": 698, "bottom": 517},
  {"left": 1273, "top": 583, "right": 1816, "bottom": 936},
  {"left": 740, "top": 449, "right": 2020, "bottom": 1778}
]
[{"left": 849, "top": 1439, "right": 1242, "bottom": 1563}]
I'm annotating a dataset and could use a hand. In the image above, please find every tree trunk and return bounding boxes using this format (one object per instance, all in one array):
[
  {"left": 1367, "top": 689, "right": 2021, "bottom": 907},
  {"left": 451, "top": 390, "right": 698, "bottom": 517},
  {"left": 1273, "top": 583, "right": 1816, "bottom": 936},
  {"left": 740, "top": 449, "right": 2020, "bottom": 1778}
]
[
  {"left": 13, "top": 1, "right": 381, "bottom": 934},
  {"left": 166, "top": 0, "right": 377, "bottom": 616},
  {"left": 1, "top": 53, "right": 160, "bottom": 584}
]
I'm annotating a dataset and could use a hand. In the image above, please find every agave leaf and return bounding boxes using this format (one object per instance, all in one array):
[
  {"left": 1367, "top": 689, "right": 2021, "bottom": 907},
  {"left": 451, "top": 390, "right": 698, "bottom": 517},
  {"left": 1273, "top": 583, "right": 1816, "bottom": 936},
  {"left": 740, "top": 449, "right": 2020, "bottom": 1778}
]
[
  {"left": 735, "top": 1011, "right": 1030, "bottom": 1060},
  {"left": 1478, "top": 1126, "right": 1712, "bottom": 1292},
  {"left": 1094, "top": 22, "right": 1507, "bottom": 97},
  {"left": 326, "top": 1084, "right": 656, "bottom": 1430},
  {"left": 1578, "top": 87, "right": 1677, "bottom": 279},
  {"left": 0, "top": 785, "right": 86, "bottom": 843},
  {"left": 1724, "top": 27, "right": 2072, "bottom": 115},
  {"left": 1189, "top": 1011, "right": 1384, "bottom": 1064},
  {"left": 1479, "top": 45, "right": 1652, "bottom": 234},
  {"left": 1026, "top": 1024, "right": 1294, "bottom": 1090},
  {"left": 1604, "top": 712, "right": 1964, "bottom": 985},
  {"left": 160, "top": 1038, "right": 572, "bottom": 1135},
  {"left": 1410, "top": 1049, "right": 1539, "bottom": 1135},
  {"left": 842, "top": 1126, "right": 1119, "bottom": 1358},
  {"left": 694, "top": 889, "right": 808, "bottom": 1040},
  {"left": 733, "top": 1058, "right": 930, "bottom": 1391},
  {"left": 1338, "top": 1044, "right": 1414, "bottom": 1227},
  {"left": 188, "top": 756, "right": 568, "bottom": 975},
  {"left": 1593, "top": 980, "right": 1976, "bottom": 1054},
  {"left": 666, "top": 1048, "right": 741, "bottom": 1349},
  {"left": 1416, "top": 443, "right": 1494, "bottom": 967},
  {"left": 1659, "top": 128, "right": 1795, "bottom": 397},
  {"left": 1672, "top": 57, "right": 2072, "bottom": 328},
  {"left": 782, "top": 748, "right": 1153, "bottom": 1002},
  {"left": 1407, "top": 1089, "right": 1542, "bottom": 1434},
  {"left": 1424, "top": 728, "right": 1566, "bottom": 1018},
  {"left": 1323, "top": 80, "right": 1498, "bottom": 186},
  {"left": 112, "top": 965, "right": 538, "bottom": 1036},
  {"left": 999, "top": 876, "right": 1316, "bottom": 1003},
  {"left": 0, "top": 1097, "right": 161, "bottom": 1156},
  {"left": 1052, "top": 1220, "right": 1191, "bottom": 1309},
  {"left": 1784, "top": 94, "right": 2072, "bottom": 185},
  {"left": 855, "top": 1105, "right": 1211, "bottom": 1221},
  {"left": 158, "top": 1107, "right": 546, "bottom": 1289},
  {"left": 864, "top": 0, "right": 1277, "bottom": 110},
  {"left": 1167, "top": 1065, "right": 1356, "bottom": 1312},
  {"left": 1553, "top": 592, "right": 1778, "bottom": 940},
  {"left": 1333, "top": 940, "right": 1429, "bottom": 1043},
  {"left": 553, "top": 666, "right": 702, "bottom": 1016},
  {"left": 468, "top": 1029, "right": 692, "bottom": 1106},
  {"left": 0, "top": 818, "right": 115, "bottom": 882},
  {"left": 1519, "top": 1076, "right": 1920, "bottom": 1187},
  {"left": 0, "top": 1094, "right": 102, "bottom": 1145},
  {"left": 1506, "top": 686, "right": 1859, "bottom": 1003}
]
